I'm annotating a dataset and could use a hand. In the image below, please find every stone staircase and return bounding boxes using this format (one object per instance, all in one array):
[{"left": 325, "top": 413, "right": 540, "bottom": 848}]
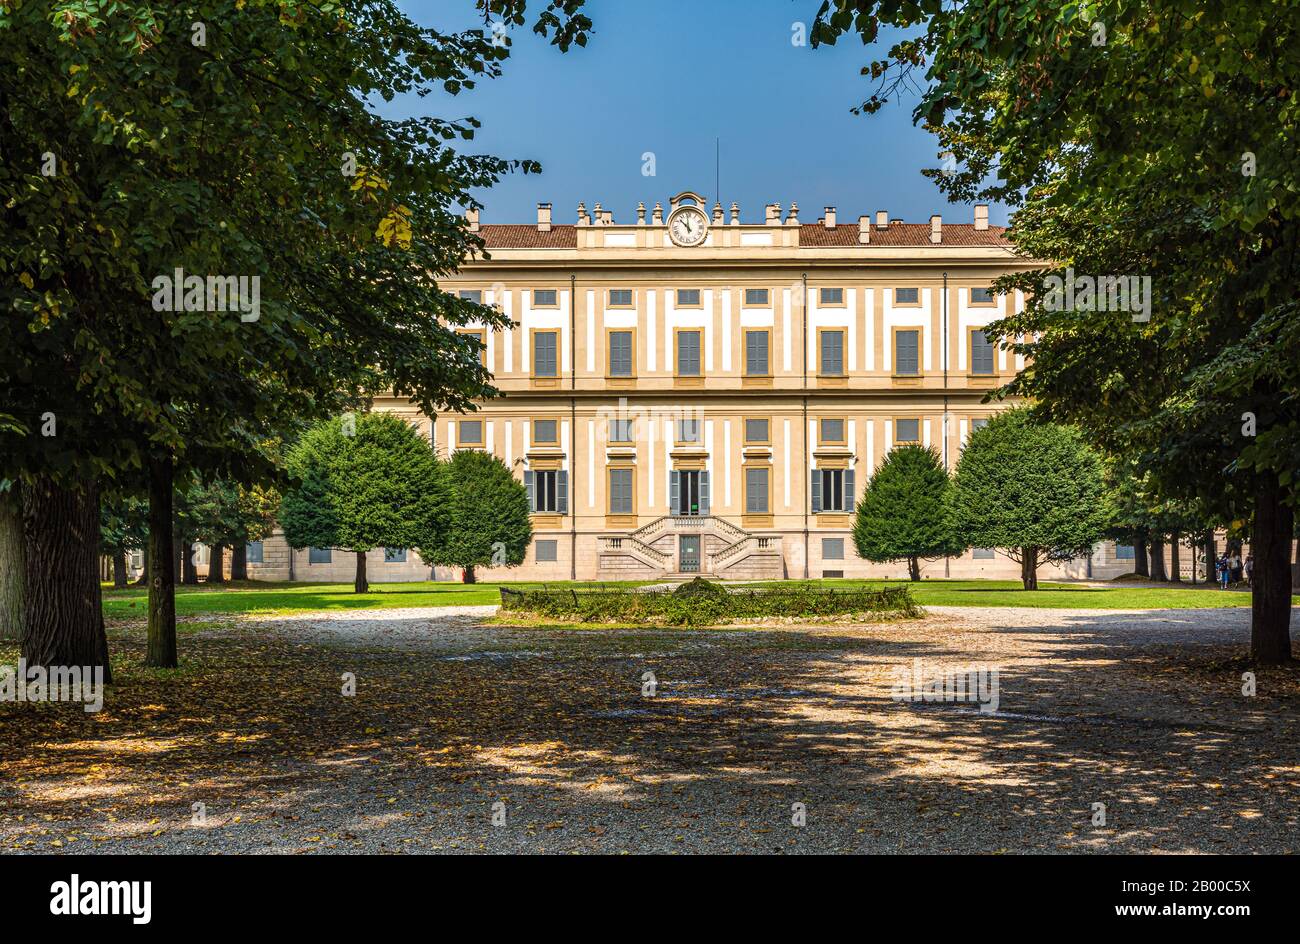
[{"left": 597, "top": 515, "right": 783, "bottom": 580}]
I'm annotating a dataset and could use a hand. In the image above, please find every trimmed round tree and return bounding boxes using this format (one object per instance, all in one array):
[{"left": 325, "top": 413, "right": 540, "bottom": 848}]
[
  {"left": 951, "top": 409, "right": 1109, "bottom": 589},
  {"left": 281, "top": 413, "right": 437, "bottom": 592},
  {"left": 422, "top": 450, "right": 531, "bottom": 584},
  {"left": 853, "top": 444, "right": 959, "bottom": 580}
]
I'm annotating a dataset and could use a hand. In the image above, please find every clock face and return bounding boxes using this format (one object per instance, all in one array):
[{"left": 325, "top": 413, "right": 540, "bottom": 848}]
[{"left": 668, "top": 206, "right": 709, "bottom": 247}]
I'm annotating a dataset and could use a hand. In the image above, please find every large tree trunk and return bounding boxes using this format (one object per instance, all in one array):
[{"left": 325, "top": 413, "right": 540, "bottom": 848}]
[
  {"left": 463, "top": 564, "right": 476, "bottom": 584},
  {"left": 1250, "top": 475, "right": 1293, "bottom": 664},
  {"left": 147, "top": 456, "right": 178, "bottom": 668},
  {"left": 908, "top": 556, "right": 921, "bottom": 581},
  {"left": 20, "top": 476, "right": 112, "bottom": 683},
  {"left": 1020, "top": 548, "right": 1039, "bottom": 590},
  {"left": 207, "top": 543, "right": 226, "bottom": 583},
  {"left": 354, "top": 550, "right": 369, "bottom": 593},
  {"left": 112, "top": 550, "right": 128, "bottom": 589},
  {"left": 1203, "top": 530, "right": 1217, "bottom": 584},
  {"left": 231, "top": 543, "right": 248, "bottom": 581},
  {"left": 0, "top": 488, "right": 24, "bottom": 641},
  {"left": 1149, "top": 536, "right": 1168, "bottom": 581},
  {"left": 1133, "top": 531, "right": 1150, "bottom": 577},
  {"left": 1169, "top": 531, "right": 1182, "bottom": 583}
]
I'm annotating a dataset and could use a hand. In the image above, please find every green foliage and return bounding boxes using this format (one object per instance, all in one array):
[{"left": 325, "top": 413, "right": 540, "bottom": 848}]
[
  {"left": 99, "top": 495, "right": 149, "bottom": 555},
  {"left": 499, "top": 583, "right": 922, "bottom": 627},
  {"left": 853, "top": 445, "right": 959, "bottom": 575},
  {"left": 950, "top": 410, "right": 1109, "bottom": 568},
  {"left": 422, "top": 449, "right": 531, "bottom": 572},
  {"left": 282, "top": 413, "right": 437, "bottom": 553}
]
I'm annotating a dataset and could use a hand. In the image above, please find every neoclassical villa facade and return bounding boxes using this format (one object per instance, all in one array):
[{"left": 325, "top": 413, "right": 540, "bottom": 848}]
[{"left": 244, "top": 192, "right": 1139, "bottom": 583}]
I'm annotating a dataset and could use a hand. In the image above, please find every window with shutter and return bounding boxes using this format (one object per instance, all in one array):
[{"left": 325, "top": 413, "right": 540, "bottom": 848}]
[
  {"left": 744, "top": 330, "right": 769, "bottom": 376},
  {"left": 970, "top": 328, "right": 995, "bottom": 375},
  {"left": 745, "top": 467, "right": 769, "bottom": 514},
  {"left": 895, "top": 418, "right": 921, "bottom": 444},
  {"left": 608, "top": 468, "right": 633, "bottom": 515},
  {"left": 533, "top": 331, "right": 558, "bottom": 377},
  {"left": 819, "top": 330, "right": 845, "bottom": 376},
  {"left": 608, "top": 330, "right": 634, "bottom": 377},
  {"left": 895, "top": 329, "right": 920, "bottom": 376},
  {"left": 676, "top": 330, "right": 701, "bottom": 376},
  {"left": 744, "top": 418, "right": 769, "bottom": 444}
]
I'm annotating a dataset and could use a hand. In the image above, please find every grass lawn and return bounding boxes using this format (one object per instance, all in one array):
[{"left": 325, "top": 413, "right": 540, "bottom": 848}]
[
  {"left": 97, "top": 576, "right": 1287, "bottom": 619},
  {"left": 756, "top": 578, "right": 1277, "bottom": 609},
  {"left": 99, "top": 580, "right": 648, "bottom": 619}
]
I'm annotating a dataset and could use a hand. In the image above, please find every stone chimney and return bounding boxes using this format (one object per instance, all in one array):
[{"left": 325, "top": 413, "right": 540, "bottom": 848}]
[
  {"left": 593, "top": 203, "right": 604, "bottom": 225},
  {"left": 536, "top": 203, "right": 552, "bottom": 232},
  {"left": 858, "top": 215, "right": 871, "bottom": 244},
  {"left": 576, "top": 202, "right": 589, "bottom": 226},
  {"left": 786, "top": 202, "right": 799, "bottom": 225},
  {"left": 712, "top": 202, "right": 724, "bottom": 224},
  {"left": 875, "top": 210, "right": 889, "bottom": 230},
  {"left": 652, "top": 202, "right": 663, "bottom": 225},
  {"left": 765, "top": 203, "right": 781, "bottom": 224},
  {"left": 730, "top": 202, "right": 740, "bottom": 225},
  {"left": 930, "top": 214, "right": 942, "bottom": 243},
  {"left": 823, "top": 207, "right": 836, "bottom": 229},
  {"left": 974, "top": 204, "right": 989, "bottom": 231},
  {"left": 465, "top": 207, "right": 480, "bottom": 232},
  {"left": 637, "top": 202, "right": 646, "bottom": 225}
]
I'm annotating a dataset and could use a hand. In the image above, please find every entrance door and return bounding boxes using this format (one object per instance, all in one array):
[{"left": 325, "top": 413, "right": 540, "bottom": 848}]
[{"left": 679, "top": 535, "right": 700, "bottom": 573}]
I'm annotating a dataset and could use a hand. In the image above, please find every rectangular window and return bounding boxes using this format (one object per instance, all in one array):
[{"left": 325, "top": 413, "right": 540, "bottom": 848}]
[
  {"left": 895, "top": 418, "right": 921, "bottom": 444},
  {"left": 309, "top": 547, "right": 332, "bottom": 564},
  {"left": 458, "top": 328, "right": 487, "bottom": 366},
  {"left": 533, "top": 288, "right": 557, "bottom": 306},
  {"left": 528, "top": 469, "right": 566, "bottom": 514},
  {"left": 608, "top": 468, "right": 634, "bottom": 515},
  {"left": 971, "top": 287, "right": 995, "bottom": 304},
  {"left": 458, "top": 289, "right": 483, "bottom": 303},
  {"left": 895, "top": 287, "right": 919, "bottom": 305},
  {"left": 822, "top": 538, "right": 844, "bottom": 560},
  {"left": 895, "top": 329, "right": 920, "bottom": 376},
  {"left": 972, "top": 547, "right": 995, "bottom": 560},
  {"left": 533, "top": 330, "right": 558, "bottom": 377},
  {"left": 246, "top": 541, "right": 264, "bottom": 564},
  {"left": 677, "top": 418, "right": 701, "bottom": 443},
  {"left": 609, "top": 418, "right": 634, "bottom": 443},
  {"left": 744, "top": 288, "right": 769, "bottom": 306},
  {"left": 676, "top": 288, "right": 701, "bottom": 306},
  {"left": 744, "top": 329, "right": 770, "bottom": 376},
  {"left": 608, "top": 288, "right": 633, "bottom": 307},
  {"left": 745, "top": 467, "right": 770, "bottom": 514},
  {"left": 384, "top": 547, "right": 406, "bottom": 563},
  {"left": 970, "top": 329, "right": 995, "bottom": 375},
  {"left": 532, "top": 419, "right": 558, "bottom": 444},
  {"left": 676, "top": 330, "right": 701, "bottom": 376},
  {"left": 458, "top": 419, "right": 483, "bottom": 445},
  {"left": 819, "top": 287, "right": 844, "bottom": 305},
  {"left": 819, "top": 329, "right": 845, "bottom": 376},
  {"left": 820, "top": 418, "right": 845, "bottom": 444},
  {"left": 608, "top": 330, "right": 634, "bottom": 377},
  {"left": 744, "top": 418, "right": 770, "bottom": 444},
  {"left": 817, "top": 469, "right": 846, "bottom": 512},
  {"left": 971, "top": 417, "right": 990, "bottom": 431},
  {"left": 1115, "top": 544, "right": 1135, "bottom": 560},
  {"left": 535, "top": 539, "right": 558, "bottom": 562}
]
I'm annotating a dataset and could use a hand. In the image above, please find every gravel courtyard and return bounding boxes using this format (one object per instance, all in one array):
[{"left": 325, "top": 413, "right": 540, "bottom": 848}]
[{"left": 3, "top": 604, "right": 1297, "bottom": 854}]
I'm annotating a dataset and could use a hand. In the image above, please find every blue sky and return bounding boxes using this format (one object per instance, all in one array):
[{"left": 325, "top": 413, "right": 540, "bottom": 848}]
[{"left": 393, "top": 0, "right": 1009, "bottom": 227}]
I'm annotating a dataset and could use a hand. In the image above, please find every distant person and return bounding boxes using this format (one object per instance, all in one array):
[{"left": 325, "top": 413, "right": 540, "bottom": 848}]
[
  {"left": 1217, "top": 554, "right": 1230, "bottom": 590},
  {"left": 1245, "top": 554, "right": 1254, "bottom": 588},
  {"left": 1230, "top": 551, "right": 1243, "bottom": 584}
]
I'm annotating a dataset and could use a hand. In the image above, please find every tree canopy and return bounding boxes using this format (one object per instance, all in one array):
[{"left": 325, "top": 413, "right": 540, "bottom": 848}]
[
  {"left": 852, "top": 444, "right": 959, "bottom": 580},
  {"left": 422, "top": 449, "right": 531, "bottom": 583}
]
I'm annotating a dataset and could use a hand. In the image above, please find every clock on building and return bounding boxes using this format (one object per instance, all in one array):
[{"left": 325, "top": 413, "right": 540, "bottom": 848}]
[{"left": 667, "top": 203, "right": 709, "bottom": 247}]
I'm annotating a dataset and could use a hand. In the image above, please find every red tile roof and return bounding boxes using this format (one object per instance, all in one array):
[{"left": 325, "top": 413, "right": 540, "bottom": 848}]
[
  {"left": 473, "top": 221, "right": 1010, "bottom": 249},
  {"left": 799, "top": 222, "right": 1011, "bottom": 247}
]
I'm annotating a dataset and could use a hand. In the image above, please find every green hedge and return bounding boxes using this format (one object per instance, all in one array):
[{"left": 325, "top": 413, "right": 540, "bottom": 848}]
[{"left": 498, "top": 579, "right": 921, "bottom": 627}]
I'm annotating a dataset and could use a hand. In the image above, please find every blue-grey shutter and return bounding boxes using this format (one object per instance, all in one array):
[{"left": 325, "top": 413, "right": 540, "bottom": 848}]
[
  {"left": 811, "top": 470, "right": 822, "bottom": 514},
  {"left": 557, "top": 470, "right": 568, "bottom": 515},
  {"left": 844, "top": 468, "right": 855, "bottom": 513},
  {"left": 670, "top": 471, "right": 680, "bottom": 515},
  {"left": 524, "top": 471, "right": 535, "bottom": 512},
  {"left": 700, "top": 471, "right": 710, "bottom": 515}
]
